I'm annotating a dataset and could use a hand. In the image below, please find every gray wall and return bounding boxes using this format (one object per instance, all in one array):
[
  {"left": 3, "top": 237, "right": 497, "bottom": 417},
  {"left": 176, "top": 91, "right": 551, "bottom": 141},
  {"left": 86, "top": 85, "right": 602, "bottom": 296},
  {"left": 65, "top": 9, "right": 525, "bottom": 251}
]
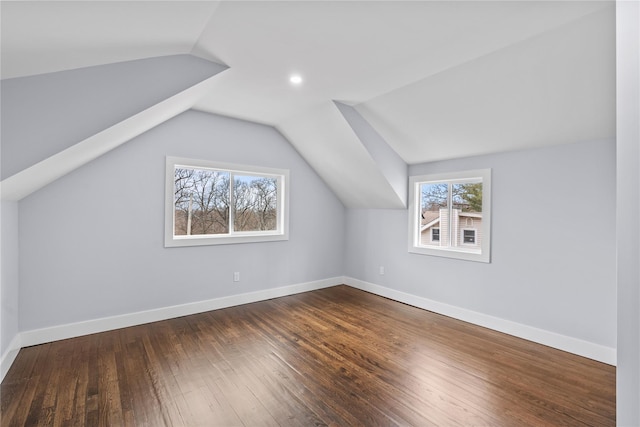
[
  {"left": 1, "top": 201, "right": 19, "bottom": 358},
  {"left": 616, "top": 0, "right": 640, "bottom": 423},
  {"left": 1, "top": 55, "right": 225, "bottom": 180},
  {"left": 18, "top": 110, "right": 345, "bottom": 331},
  {"left": 345, "top": 139, "right": 616, "bottom": 349}
]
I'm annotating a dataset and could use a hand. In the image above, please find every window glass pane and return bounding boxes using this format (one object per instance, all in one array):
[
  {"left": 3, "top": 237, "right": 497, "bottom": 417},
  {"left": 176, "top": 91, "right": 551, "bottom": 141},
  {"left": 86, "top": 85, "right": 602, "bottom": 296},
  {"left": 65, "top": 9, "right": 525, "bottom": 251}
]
[
  {"left": 452, "top": 182, "right": 482, "bottom": 214},
  {"left": 463, "top": 229, "right": 476, "bottom": 244},
  {"left": 233, "top": 175, "right": 278, "bottom": 232},
  {"left": 420, "top": 183, "right": 447, "bottom": 246},
  {"left": 174, "top": 168, "right": 230, "bottom": 236},
  {"left": 451, "top": 182, "right": 482, "bottom": 248}
]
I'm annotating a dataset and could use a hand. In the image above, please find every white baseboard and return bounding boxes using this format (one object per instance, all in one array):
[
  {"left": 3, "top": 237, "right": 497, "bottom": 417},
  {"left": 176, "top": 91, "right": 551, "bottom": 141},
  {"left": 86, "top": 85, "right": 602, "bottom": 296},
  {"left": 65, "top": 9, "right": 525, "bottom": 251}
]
[
  {"left": 344, "top": 277, "right": 617, "bottom": 366},
  {"left": 19, "top": 277, "right": 342, "bottom": 349},
  {"left": 3, "top": 275, "right": 615, "bottom": 384},
  {"left": 1, "top": 334, "right": 21, "bottom": 382}
]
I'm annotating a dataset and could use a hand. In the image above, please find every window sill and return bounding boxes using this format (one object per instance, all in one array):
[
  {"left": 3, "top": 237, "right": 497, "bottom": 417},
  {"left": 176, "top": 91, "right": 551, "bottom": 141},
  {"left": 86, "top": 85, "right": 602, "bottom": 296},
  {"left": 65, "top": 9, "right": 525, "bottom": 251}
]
[
  {"left": 165, "top": 232, "right": 288, "bottom": 248},
  {"left": 409, "top": 245, "right": 489, "bottom": 263}
]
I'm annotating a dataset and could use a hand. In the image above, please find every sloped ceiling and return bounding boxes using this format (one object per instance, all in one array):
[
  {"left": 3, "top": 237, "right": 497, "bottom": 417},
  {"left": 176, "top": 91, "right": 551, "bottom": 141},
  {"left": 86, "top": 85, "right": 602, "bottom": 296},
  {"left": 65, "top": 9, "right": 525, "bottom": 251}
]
[{"left": 0, "top": 1, "right": 616, "bottom": 207}]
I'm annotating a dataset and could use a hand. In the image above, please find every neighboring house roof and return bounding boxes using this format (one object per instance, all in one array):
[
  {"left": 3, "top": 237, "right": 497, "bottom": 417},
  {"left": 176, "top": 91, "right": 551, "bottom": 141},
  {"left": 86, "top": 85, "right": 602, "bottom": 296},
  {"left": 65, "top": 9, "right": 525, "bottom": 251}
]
[
  {"left": 421, "top": 210, "right": 440, "bottom": 226},
  {"left": 420, "top": 210, "right": 482, "bottom": 232},
  {"left": 421, "top": 211, "right": 440, "bottom": 232},
  {"left": 459, "top": 212, "right": 482, "bottom": 218}
]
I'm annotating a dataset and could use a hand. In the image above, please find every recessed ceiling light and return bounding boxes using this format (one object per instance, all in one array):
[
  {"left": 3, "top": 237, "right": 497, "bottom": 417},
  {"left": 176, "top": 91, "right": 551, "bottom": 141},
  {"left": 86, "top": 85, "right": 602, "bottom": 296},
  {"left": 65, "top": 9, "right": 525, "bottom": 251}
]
[{"left": 289, "top": 74, "right": 303, "bottom": 85}]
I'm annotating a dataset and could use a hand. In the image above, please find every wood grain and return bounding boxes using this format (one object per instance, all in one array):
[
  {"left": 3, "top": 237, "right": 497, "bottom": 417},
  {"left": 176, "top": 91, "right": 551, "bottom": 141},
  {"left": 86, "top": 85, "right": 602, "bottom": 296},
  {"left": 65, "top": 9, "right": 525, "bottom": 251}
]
[{"left": 1, "top": 285, "right": 615, "bottom": 426}]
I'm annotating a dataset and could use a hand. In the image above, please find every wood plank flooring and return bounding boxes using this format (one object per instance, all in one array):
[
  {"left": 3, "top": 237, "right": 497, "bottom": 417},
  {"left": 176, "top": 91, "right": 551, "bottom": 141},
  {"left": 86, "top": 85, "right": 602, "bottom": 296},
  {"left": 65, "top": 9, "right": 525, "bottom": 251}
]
[{"left": 1, "top": 285, "right": 615, "bottom": 426}]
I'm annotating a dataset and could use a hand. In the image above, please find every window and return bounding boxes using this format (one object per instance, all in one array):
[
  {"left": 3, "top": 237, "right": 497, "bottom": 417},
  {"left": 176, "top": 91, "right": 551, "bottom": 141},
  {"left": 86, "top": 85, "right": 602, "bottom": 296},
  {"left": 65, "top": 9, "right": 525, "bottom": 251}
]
[
  {"left": 408, "top": 169, "right": 491, "bottom": 262},
  {"left": 165, "top": 157, "right": 289, "bottom": 247},
  {"left": 462, "top": 229, "right": 476, "bottom": 244}
]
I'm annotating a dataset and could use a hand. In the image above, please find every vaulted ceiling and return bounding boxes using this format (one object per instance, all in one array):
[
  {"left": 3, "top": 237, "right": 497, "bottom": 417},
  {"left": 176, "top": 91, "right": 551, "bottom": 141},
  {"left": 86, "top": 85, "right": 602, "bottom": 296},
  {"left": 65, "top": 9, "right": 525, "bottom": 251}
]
[{"left": 1, "top": 1, "right": 616, "bottom": 208}]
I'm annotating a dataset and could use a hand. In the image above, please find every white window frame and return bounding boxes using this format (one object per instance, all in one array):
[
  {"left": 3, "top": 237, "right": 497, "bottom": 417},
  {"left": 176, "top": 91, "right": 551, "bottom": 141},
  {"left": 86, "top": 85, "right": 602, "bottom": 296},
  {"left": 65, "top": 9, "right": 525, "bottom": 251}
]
[
  {"left": 431, "top": 227, "right": 441, "bottom": 243},
  {"left": 408, "top": 169, "right": 491, "bottom": 263},
  {"left": 165, "top": 156, "right": 289, "bottom": 247}
]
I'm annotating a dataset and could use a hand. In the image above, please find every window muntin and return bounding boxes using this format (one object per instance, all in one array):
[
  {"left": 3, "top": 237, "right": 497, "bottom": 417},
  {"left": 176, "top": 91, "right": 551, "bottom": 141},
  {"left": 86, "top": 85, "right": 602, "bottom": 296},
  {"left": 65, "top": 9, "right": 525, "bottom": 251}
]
[
  {"left": 166, "top": 157, "right": 289, "bottom": 247},
  {"left": 409, "top": 169, "right": 491, "bottom": 262}
]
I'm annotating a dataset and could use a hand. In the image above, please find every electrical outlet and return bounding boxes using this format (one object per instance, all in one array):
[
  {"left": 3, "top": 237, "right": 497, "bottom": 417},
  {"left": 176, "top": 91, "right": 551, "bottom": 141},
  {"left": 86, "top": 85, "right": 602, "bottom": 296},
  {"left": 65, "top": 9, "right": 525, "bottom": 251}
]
[
  {"left": 379, "top": 266, "right": 385, "bottom": 275},
  {"left": 233, "top": 272, "right": 240, "bottom": 282}
]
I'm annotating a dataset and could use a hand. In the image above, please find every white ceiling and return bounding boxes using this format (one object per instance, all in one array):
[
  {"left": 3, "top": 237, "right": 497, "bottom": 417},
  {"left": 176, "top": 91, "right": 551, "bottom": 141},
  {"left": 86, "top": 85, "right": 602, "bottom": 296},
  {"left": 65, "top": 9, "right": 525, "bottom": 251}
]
[{"left": 1, "top": 1, "right": 616, "bottom": 207}]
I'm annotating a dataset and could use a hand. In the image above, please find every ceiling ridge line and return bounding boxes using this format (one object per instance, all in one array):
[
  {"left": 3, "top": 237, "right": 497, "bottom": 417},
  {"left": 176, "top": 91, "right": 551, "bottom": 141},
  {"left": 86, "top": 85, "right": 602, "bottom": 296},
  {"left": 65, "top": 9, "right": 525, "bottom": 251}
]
[{"left": 189, "top": 0, "right": 226, "bottom": 64}]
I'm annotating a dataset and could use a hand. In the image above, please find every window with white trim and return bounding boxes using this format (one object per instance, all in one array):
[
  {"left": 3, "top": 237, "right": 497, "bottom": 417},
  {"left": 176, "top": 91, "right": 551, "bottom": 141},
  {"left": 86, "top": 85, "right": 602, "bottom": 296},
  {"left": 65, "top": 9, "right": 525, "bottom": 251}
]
[
  {"left": 409, "top": 169, "right": 491, "bottom": 262},
  {"left": 165, "top": 157, "right": 289, "bottom": 247}
]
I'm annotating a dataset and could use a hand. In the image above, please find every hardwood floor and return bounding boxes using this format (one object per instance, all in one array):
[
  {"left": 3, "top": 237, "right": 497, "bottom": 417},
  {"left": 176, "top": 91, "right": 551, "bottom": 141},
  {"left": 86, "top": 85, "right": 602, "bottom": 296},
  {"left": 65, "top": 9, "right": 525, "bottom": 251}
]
[{"left": 1, "top": 285, "right": 615, "bottom": 426}]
